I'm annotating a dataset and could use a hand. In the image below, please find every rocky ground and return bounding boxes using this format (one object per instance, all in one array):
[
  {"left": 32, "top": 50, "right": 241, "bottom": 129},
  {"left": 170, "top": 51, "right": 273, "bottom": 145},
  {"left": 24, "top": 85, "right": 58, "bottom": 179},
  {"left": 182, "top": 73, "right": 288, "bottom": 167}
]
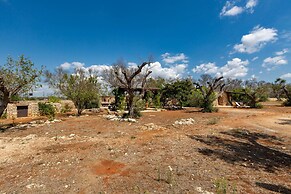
[{"left": 0, "top": 105, "right": 290, "bottom": 194}]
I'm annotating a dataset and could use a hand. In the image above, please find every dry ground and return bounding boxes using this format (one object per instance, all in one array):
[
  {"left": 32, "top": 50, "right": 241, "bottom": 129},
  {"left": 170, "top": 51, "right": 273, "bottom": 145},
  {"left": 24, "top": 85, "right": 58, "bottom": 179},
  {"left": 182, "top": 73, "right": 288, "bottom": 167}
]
[{"left": 0, "top": 105, "right": 290, "bottom": 194}]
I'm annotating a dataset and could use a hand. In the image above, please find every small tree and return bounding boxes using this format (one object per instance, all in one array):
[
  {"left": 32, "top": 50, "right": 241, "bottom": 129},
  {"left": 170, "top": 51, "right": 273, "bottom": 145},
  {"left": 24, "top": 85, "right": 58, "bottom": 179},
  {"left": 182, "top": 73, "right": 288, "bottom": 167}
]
[
  {"left": 193, "top": 75, "right": 225, "bottom": 112},
  {"left": 104, "top": 60, "right": 152, "bottom": 118},
  {"left": 274, "top": 78, "right": 291, "bottom": 106},
  {"left": 161, "top": 79, "right": 194, "bottom": 108},
  {"left": 46, "top": 68, "right": 100, "bottom": 116},
  {"left": 0, "top": 55, "right": 42, "bottom": 116},
  {"left": 242, "top": 79, "right": 269, "bottom": 108}
]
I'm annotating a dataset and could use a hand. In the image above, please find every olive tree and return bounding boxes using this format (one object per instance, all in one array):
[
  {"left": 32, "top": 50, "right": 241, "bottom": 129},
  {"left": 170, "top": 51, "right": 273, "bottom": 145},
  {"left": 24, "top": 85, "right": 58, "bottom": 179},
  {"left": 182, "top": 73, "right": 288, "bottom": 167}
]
[
  {"left": 274, "top": 78, "right": 291, "bottom": 106},
  {"left": 0, "top": 55, "right": 42, "bottom": 116},
  {"left": 46, "top": 68, "right": 100, "bottom": 116},
  {"left": 104, "top": 60, "right": 152, "bottom": 118},
  {"left": 242, "top": 79, "right": 269, "bottom": 108},
  {"left": 193, "top": 74, "right": 225, "bottom": 112}
]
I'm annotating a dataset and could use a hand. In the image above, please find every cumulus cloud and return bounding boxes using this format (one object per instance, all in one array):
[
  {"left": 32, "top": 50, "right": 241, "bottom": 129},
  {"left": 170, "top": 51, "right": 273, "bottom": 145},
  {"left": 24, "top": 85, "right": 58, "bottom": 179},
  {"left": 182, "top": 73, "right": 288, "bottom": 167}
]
[
  {"left": 220, "top": 0, "right": 258, "bottom": 17},
  {"left": 161, "top": 53, "right": 188, "bottom": 64},
  {"left": 193, "top": 58, "right": 249, "bottom": 78},
  {"left": 148, "top": 62, "right": 187, "bottom": 79},
  {"left": 262, "top": 56, "right": 288, "bottom": 71},
  {"left": 281, "top": 73, "right": 291, "bottom": 79},
  {"left": 233, "top": 26, "right": 278, "bottom": 54}
]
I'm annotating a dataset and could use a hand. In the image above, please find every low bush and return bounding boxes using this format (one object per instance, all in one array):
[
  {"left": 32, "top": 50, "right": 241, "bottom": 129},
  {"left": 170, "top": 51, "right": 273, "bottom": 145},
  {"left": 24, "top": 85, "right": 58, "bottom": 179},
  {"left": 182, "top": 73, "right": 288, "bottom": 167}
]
[
  {"left": 0, "top": 110, "right": 7, "bottom": 119},
  {"left": 38, "top": 102, "right": 56, "bottom": 120},
  {"left": 61, "top": 103, "right": 72, "bottom": 113},
  {"left": 48, "top": 96, "right": 61, "bottom": 103}
]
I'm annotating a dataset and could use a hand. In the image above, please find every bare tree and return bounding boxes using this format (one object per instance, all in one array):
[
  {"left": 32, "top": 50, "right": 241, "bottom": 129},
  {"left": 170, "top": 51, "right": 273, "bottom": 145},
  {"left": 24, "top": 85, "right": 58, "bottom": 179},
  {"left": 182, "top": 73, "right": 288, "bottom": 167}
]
[
  {"left": 105, "top": 60, "right": 152, "bottom": 117},
  {"left": 0, "top": 55, "right": 42, "bottom": 116},
  {"left": 193, "top": 75, "right": 225, "bottom": 112}
]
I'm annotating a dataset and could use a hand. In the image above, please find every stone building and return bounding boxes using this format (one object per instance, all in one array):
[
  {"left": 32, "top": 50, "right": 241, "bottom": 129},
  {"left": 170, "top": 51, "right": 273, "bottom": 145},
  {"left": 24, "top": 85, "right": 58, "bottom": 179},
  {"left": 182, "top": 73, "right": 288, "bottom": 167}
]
[{"left": 6, "top": 101, "right": 39, "bottom": 119}]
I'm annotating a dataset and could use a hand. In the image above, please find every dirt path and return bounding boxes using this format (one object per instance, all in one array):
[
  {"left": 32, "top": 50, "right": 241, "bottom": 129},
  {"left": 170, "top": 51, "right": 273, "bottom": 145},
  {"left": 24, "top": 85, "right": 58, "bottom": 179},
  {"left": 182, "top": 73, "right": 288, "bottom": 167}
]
[{"left": 0, "top": 107, "right": 290, "bottom": 193}]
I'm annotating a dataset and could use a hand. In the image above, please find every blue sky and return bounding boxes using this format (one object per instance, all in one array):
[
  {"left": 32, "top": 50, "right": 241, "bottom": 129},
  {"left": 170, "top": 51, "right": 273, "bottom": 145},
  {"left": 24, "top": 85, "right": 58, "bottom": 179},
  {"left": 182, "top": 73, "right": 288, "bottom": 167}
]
[{"left": 1, "top": 0, "right": 291, "bottom": 95}]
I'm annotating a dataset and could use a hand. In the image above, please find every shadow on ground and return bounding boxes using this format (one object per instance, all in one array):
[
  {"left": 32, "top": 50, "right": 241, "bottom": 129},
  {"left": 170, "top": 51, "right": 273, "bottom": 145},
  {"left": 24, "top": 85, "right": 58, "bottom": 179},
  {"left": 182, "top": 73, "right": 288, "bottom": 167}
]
[
  {"left": 189, "top": 129, "right": 291, "bottom": 173},
  {"left": 277, "top": 119, "right": 291, "bottom": 125},
  {"left": 256, "top": 182, "right": 291, "bottom": 194}
]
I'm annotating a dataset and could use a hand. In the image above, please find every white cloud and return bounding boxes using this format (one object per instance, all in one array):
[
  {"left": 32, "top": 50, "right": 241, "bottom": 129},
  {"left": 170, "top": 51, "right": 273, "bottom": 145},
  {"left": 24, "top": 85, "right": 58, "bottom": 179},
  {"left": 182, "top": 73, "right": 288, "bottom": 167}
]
[
  {"left": 233, "top": 26, "right": 278, "bottom": 53},
  {"left": 262, "top": 55, "right": 288, "bottom": 71},
  {"left": 59, "top": 61, "right": 85, "bottom": 70},
  {"left": 219, "top": 58, "right": 249, "bottom": 78},
  {"left": 252, "top": 56, "right": 259, "bottom": 61},
  {"left": 72, "top": 62, "right": 85, "bottom": 69},
  {"left": 193, "top": 58, "right": 249, "bottom": 78},
  {"left": 193, "top": 62, "right": 219, "bottom": 74},
  {"left": 87, "top": 64, "right": 112, "bottom": 76},
  {"left": 161, "top": 53, "right": 188, "bottom": 64},
  {"left": 148, "top": 62, "right": 187, "bottom": 79},
  {"left": 281, "top": 73, "right": 291, "bottom": 79},
  {"left": 246, "top": 0, "right": 258, "bottom": 12},
  {"left": 275, "top": 48, "right": 288, "bottom": 56},
  {"left": 220, "top": 0, "right": 258, "bottom": 17},
  {"left": 59, "top": 62, "right": 71, "bottom": 70},
  {"left": 220, "top": 2, "right": 244, "bottom": 17}
]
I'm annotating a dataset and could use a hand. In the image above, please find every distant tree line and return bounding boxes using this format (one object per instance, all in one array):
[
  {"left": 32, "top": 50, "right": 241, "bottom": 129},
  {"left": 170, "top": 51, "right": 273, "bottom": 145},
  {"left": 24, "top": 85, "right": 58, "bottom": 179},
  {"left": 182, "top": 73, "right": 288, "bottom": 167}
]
[{"left": 1, "top": 55, "right": 291, "bottom": 118}]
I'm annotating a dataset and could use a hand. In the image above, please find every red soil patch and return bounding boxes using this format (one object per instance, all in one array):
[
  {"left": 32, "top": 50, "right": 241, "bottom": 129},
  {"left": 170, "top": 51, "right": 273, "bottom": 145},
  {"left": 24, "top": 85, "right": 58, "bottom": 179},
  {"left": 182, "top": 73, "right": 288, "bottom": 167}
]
[{"left": 93, "top": 160, "right": 126, "bottom": 176}]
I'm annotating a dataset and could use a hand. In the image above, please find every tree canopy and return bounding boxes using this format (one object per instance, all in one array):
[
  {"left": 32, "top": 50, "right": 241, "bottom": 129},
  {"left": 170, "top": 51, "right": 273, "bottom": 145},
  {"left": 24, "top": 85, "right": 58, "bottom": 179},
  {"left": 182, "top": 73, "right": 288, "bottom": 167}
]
[{"left": 0, "top": 55, "right": 42, "bottom": 116}]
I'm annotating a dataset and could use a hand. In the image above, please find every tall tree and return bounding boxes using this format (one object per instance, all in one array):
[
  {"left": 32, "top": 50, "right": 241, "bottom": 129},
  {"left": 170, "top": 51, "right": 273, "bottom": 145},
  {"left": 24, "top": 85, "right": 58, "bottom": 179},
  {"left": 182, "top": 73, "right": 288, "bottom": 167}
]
[
  {"left": 105, "top": 60, "right": 152, "bottom": 118},
  {"left": 193, "top": 74, "right": 225, "bottom": 112},
  {"left": 46, "top": 68, "right": 100, "bottom": 115},
  {"left": 0, "top": 55, "right": 42, "bottom": 116}
]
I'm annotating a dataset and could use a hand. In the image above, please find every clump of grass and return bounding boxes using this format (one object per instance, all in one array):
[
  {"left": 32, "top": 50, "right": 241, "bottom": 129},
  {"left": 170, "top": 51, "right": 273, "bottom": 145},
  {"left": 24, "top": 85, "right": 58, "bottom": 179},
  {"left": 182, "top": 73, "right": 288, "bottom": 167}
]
[
  {"left": 214, "top": 177, "right": 237, "bottom": 194},
  {"left": 207, "top": 117, "right": 219, "bottom": 125}
]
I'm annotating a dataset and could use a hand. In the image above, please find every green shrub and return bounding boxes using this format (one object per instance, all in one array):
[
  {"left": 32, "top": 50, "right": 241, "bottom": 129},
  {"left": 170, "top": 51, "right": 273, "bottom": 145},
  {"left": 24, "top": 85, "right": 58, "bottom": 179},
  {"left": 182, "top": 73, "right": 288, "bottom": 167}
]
[
  {"left": 85, "top": 100, "right": 100, "bottom": 109},
  {"left": 38, "top": 102, "right": 56, "bottom": 120},
  {"left": 61, "top": 103, "right": 72, "bottom": 113},
  {"left": 215, "top": 178, "right": 236, "bottom": 194},
  {"left": 0, "top": 110, "right": 7, "bottom": 119},
  {"left": 207, "top": 117, "right": 219, "bottom": 125},
  {"left": 283, "top": 99, "right": 291, "bottom": 106},
  {"left": 48, "top": 96, "right": 61, "bottom": 103},
  {"left": 254, "top": 103, "right": 263, "bottom": 109}
]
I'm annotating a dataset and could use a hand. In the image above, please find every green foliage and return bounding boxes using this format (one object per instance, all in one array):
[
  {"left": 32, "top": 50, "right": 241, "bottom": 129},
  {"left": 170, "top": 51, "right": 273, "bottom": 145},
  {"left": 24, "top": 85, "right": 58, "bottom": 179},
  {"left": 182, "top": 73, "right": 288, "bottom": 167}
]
[
  {"left": 61, "top": 103, "right": 72, "bottom": 113},
  {"left": 10, "top": 95, "right": 23, "bottom": 102},
  {"left": 85, "top": 100, "right": 100, "bottom": 109},
  {"left": 46, "top": 68, "right": 100, "bottom": 115},
  {"left": 161, "top": 79, "right": 195, "bottom": 108},
  {"left": 207, "top": 117, "right": 219, "bottom": 125},
  {"left": 153, "top": 92, "right": 161, "bottom": 108},
  {"left": 243, "top": 80, "right": 269, "bottom": 108},
  {"left": 132, "top": 97, "right": 145, "bottom": 118},
  {"left": 200, "top": 92, "right": 218, "bottom": 113},
  {"left": 0, "top": 110, "right": 7, "bottom": 119},
  {"left": 215, "top": 178, "right": 237, "bottom": 194},
  {"left": 38, "top": 102, "right": 56, "bottom": 120},
  {"left": 113, "top": 88, "right": 126, "bottom": 111},
  {"left": 194, "top": 75, "right": 224, "bottom": 113},
  {"left": 0, "top": 55, "right": 43, "bottom": 116},
  {"left": 48, "top": 96, "right": 61, "bottom": 103}
]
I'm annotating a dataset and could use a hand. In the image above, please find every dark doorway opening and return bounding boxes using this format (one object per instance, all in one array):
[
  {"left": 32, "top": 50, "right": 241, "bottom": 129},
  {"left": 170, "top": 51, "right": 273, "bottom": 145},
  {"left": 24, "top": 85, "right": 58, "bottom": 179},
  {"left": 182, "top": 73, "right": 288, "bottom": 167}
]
[{"left": 17, "top": 106, "right": 28, "bottom": 117}]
